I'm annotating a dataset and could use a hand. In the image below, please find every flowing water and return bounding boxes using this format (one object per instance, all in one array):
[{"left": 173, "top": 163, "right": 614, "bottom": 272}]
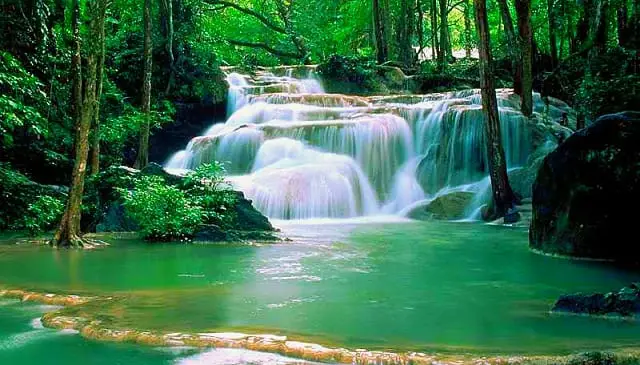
[
  {"left": 166, "top": 67, "right": 572, "bottom": 219},
  {"left": 1, "top": 221, "right": 640, "bottom": 360}
]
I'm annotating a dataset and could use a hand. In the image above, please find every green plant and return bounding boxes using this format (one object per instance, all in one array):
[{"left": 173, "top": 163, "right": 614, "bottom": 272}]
[
  {"left": 21, "top": 195, "right": 65, "bottom": 236},
  {"left": 120, "top": 176, "right": 203, "bottom": 241},
  {"left": 184, "top": 163, "right": 237, "bottom": 228}
]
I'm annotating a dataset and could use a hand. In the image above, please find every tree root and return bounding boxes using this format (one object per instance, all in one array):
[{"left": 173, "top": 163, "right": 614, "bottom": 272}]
[{"left": 50, "top": 235, "right": 109, "bottom": 249}]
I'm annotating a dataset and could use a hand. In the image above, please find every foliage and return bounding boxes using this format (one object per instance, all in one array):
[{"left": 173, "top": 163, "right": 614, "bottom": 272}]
[
  {"left": 0, "top": 163, "right": 66, "bottom": 232},
  {"left": 575, "top": 48, "right": 640, "bottom": 122},
  {"left": 0, "top": 51, "right": 48, "bottom": 147},
  {"left": 184, "top": 162, "right": 237, "bottom": 228},
  {"left": 119, "top": 175, "right": 203, "bottom": 241},
  {"left": 21, "top": 195, "right": 65, "bottom": 236},
  {"left": 118, "top": 162, "right": 236, "bottom": 241}
]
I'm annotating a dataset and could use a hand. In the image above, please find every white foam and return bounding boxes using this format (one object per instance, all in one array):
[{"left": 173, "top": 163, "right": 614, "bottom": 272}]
[{"left": 176, "top": 348, "right": 311, "bottom": 365}]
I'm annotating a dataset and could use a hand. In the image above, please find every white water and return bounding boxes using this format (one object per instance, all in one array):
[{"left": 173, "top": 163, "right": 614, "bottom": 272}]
[{"left": 166, "top": 67, "right": 573, "bottom": 220}]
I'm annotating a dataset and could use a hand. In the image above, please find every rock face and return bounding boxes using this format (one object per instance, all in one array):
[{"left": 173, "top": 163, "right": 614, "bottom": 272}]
[
  {"left": 407, "top": 192, "right": 474, "bottom": 220},
  {"left": 552, "top": 284, "right": 640, "bottom": 318},
  {"left": 530, "top": 112, "right": 640, "bottom": 263}
]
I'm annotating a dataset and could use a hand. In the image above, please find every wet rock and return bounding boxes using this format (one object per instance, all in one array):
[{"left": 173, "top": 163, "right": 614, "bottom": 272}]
[
  {"left": 407, "top": 192, "right": 474, "bottom": 220},
  {"left": 530, "top": 112, "right": 640, "bottom": 263},
  {"left": 552, "top": 284, "right": 640, "bottom": 318}
]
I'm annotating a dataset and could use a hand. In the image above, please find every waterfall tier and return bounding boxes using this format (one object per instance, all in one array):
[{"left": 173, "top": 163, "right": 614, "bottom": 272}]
[{"left": 166, "top": 67, "right": 574, "bottom": 220}]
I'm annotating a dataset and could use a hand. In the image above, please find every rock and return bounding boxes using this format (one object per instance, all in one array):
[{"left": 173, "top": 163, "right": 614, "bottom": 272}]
[
  {"left": 232, "top": 191, "right": 275, "bottom": 232},
  {"left": 407, "top": 192, "right": 474, "bottom": 220},
  {"left": 530, "top": 112, "right": 640, "bottom": 263},
  {"left": 552, "top": 284, "right": 640, "bottom": 317},
  {"left": 95, "top": 202, "right": 139, "bottom": 233}
]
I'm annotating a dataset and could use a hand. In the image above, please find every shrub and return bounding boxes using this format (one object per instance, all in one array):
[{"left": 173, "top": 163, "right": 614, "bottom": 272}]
[
  {"left": 183, "top": 162, "right": 237, "bottom": 228},
  {"left": 21, "top": 195, "right": 65, "bottom": 236},
  {"left": 120, "top": 176, "right": 203, "bottom": 241}
]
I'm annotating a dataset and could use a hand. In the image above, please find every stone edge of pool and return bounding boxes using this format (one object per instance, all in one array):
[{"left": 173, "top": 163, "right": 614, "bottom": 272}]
[{"left": 1, "top": 287, "right": 639, "bottom": 365}]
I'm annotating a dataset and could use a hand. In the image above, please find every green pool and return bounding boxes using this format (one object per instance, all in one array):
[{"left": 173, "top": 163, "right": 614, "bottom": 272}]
[{"left": 1, "top": 220, "right": 639, "bottom": 358}]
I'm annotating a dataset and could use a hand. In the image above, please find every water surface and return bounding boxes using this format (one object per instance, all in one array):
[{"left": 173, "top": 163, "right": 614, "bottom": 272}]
[{"left": 1, "top": 221, "right": 639, "bottom": 355}]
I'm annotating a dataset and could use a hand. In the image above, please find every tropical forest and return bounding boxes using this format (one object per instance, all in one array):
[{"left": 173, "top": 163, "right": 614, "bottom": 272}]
[{"left": 0, "top": 0, "right": 639, "bottom": 364}]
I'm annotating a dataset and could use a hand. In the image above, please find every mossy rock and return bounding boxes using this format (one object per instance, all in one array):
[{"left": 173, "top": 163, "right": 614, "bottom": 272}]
[{"left": 407, "top": 192, "right": 475, "bottom": 220}]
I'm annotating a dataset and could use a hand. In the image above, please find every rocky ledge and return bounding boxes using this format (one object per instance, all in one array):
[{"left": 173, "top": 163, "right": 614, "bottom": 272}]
[{"left": 552, "top": 283, "right": 640, "bottom": 318}]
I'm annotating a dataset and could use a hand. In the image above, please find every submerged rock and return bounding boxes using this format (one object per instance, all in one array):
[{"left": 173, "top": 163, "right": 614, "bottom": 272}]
[
  {"left": 530, "top": 112, "right": 640, "bottom": 263},
  {"left": 407, "top": 192, "right": 474, "bottom": 220},
  {"left": 552, "top": 284, "right": 640, "bottom": 318}
]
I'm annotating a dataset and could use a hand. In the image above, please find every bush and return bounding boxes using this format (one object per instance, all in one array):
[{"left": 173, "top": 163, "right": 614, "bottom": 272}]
[
  {"left": 21, "top": 195, "right": 65, "bottom": 236},
  {"left": 119, "top": 162, "right": 237, "bottom": 241},
  {"left": 120, "top": 176, "right": 203, "bottom": 241},
  {"left": 183, "top": 162, "right": 237, "bottom": 228}
]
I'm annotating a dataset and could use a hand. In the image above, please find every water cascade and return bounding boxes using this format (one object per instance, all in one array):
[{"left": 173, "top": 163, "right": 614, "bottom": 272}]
[{"left": 166, "top": 67, "right": 573, "bottom": 220}]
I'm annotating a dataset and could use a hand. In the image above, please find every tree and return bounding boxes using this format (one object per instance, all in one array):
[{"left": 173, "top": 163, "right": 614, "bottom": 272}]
[
  {"left": 372, "top": 0, "right": 390, "bottom": 64},
  {"left": 547, "top": 0, "right": 558, "bottom": 67},
  {"left": 53, "top": 0, "right": 106, "bottom": 247},
  {"left": 464, "top": 0, "right": 473, "bottom": 58},
  {"left": 515, "top": 0, "right": 533, "bottom": 117},
  {"left": 90, "top": 0, "right": 108, "bottom": 175},
  {"left": 398, "top": 0, "right": 417, "bottom": 68},
  {"left": 135, "top": 0, "right": 153, "bottom": 169},
  {"left": 473, "top": 0, "right": 518, "bottom": 220},
  {"left": 496, "top": 0, "right": 520, "bottom": 94},
  {"left": 430, "top": 0, "right": 440, "bottom": 61},
  {"left": 438, "top": 0, "right": 452, "bottom": 68}
]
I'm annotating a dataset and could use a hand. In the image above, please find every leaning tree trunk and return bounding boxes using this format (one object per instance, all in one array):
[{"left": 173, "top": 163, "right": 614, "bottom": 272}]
[
  {"left": 515, "top": 0, "right": 533, "bottom": 117},
  {"left": 417, "top": 0, "right": 425, "bottom": 55},
  {"left": 53, "top": 0, "right": 102, "bottom": 247},
  {"left": 547, "top": 0, "right": 558, "bottom": 67},
  {"left": 90, "top": 0, "right": 107, "bottom": 175},
  {"left": 372, "top": 0, "right": 390, "bottom": 64},
  {"left": 496, "top": 0, "right": 521, "bottom": 94},
  {"left": 135, "top": 0, "right": 153, "bottom": 169},
  {"left": 474, "top": 0, "right": 518, "bottom": 220}
]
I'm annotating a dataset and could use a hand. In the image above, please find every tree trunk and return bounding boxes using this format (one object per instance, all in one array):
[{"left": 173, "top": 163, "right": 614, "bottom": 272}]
[
  {"left": 417, "top": 0, "right": 425, "bottom": 55},
  {"left": 590, "top": 0, "right": 609, "bottom": 55},
  {"left": 53, "top": 0, "right": 102, "bottom": 247},
  {"left": 135, "top": 0, "right": 153, "bottom": 169},
  {"left": 398, "top": 0, "right": 417, "bottom": 68},
  {"left": 547, "top": 0, "right": 558, "bottom": 67},
  {"left": 496, "top": 0, "right": 521, "bottom": 94},
  {"left": 438, "top": 0, "right": 451, "bottom": 68},
  {"left": 90, "top": 0, "right": 107, "bottom": 175},
  {"left": 515, "top": 0, "right": 533, "bottom": 117},
  {"left": 372, "top": 0, "right": 390, "bottom": 64},
  {"left": 474, "top": 0, "right": 517, "bottom": 220},
  {"left": 162, "top": 0, "right": 175, "bottom": 95},
  {"left": 431, "top": 0, "right": 439, "bottom": 61},
  {"left": 464, "top": 0, "right": 473, "bottom": 58}
]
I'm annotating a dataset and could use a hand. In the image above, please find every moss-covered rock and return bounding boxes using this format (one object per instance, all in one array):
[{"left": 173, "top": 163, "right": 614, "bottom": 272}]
[
  {"left": 407, "top": 192, "right": 475, "bottom": 220},
  {"left": 530, "top": 112, "right": 640, "bottom": 263}
]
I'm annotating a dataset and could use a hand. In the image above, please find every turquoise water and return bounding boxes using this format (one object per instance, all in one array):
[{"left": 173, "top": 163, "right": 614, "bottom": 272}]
[
  {"left": 1, "top": 220, "right": 640, "bottom": 358},
  {"left": 0, "top": 299, "right": 310, "bottom": 365}
]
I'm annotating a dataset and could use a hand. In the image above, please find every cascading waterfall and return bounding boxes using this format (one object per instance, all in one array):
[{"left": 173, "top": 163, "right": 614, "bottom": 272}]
[{"left": 166, "top": 67, "right": 573, "bottom": 220}]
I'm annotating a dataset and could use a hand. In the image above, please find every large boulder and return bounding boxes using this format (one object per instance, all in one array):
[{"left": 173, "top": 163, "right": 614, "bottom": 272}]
[
  {"left": 530, "top": 112, "right": 640, "bottom": 263},
  {"left": 407, "top": 192, "right": 475, "bottom": 220}
]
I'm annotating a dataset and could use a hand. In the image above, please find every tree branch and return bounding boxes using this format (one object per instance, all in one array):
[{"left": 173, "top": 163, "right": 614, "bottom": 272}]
[
  {"left": 226, "top": 39, "right": 302, "bottom": 59},
  {"left": 203, "top": 0, "right": 286, "bottom": 34}
]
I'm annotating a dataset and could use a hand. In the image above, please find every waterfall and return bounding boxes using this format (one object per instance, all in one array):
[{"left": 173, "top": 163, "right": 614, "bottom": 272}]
[{"left": 166, "top": 67, "right": 573, "bottom": 220}]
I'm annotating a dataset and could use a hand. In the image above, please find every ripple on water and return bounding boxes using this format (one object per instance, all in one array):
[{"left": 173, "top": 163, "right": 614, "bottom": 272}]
[{"left": 175, "top": 348, "right": 314, "bottom": 365}]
